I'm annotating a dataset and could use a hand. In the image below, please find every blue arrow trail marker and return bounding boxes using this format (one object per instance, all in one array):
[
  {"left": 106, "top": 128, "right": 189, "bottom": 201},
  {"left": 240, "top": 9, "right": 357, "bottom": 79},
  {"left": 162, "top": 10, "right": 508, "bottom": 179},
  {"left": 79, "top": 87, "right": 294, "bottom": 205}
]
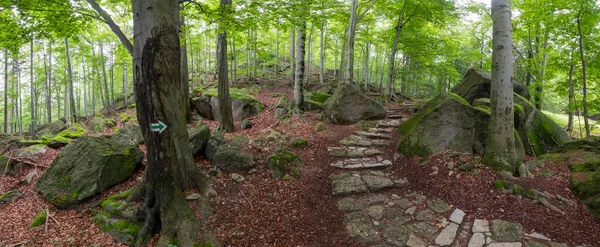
[{"left": 150, "top": 121, "right": 167, "bottom": 133}]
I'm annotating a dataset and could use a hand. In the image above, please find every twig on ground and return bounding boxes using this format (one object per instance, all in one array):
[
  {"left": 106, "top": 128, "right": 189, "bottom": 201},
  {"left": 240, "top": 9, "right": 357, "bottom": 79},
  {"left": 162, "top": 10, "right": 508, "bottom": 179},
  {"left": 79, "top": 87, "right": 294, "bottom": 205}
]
[
  {"left": 6, "top": 241, "right": 29, "bottom": 247},
  {"left": 240, "top": 190, "right": 254, "bottom": 209}
]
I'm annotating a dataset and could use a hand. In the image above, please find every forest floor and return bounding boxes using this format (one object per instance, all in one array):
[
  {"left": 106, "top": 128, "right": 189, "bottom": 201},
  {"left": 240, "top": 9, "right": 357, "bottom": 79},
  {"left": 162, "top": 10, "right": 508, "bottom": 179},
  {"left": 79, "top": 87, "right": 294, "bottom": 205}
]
[{"left": 1, "top": 82, "right": 600, "bottom": 247}]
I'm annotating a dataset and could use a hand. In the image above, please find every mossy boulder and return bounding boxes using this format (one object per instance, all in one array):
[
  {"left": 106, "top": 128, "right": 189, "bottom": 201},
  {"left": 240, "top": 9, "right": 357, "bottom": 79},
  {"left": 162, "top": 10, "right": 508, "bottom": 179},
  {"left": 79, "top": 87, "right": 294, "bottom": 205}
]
[
  {"left": 396, "top": 93, "right": 526, "bottom": 170},
  {"left": 194, "top": 88, "right": 265, "bottom": 121},
  {"left": 275, "top": 95, "right": 294, "bottom": 119},
  {"left": 304, "top": 91, "right": 332, "bottom": 111},
  {"left": 35, "top": 136, "right": 144, "bottom": 208},
  {"left": 290, "top": 138, "right": 309, "bottom": 149},
  {"left": 189, "top": 125, "right": 211, "bottom": 157},
  {"left": 91, "top": 116, "right": 117, "bottom": 133},
  {"left": 205, "top": 131, "right": 225, "bottom": 161},
  {"left": 324, "top": 83, "right": 386, "bottom": 125},
  {"left": 212, "top": 145, "right": 255, "bottom": 172},
  {"left": 56, "top": 123, "right": 87, "bottom": 139},
  {"left": 267, "top": 148, "right": 302, "bottom": 179},
  {"left": 15, "top": 144, "right": 47, "bottom": 159},
  {"left": 43, "top": 135, "right": 71, "bottom": 149},
  {"left": 0, "top": 190, "right": 21, "bottom": 204},
  {"left": 36, "top": 120, "right": 67, "bottom": 137},
  {"left": 451, "top": 68, "right": 530, "bottom": 104},
  {"left": 0, "top": 133, "right": 24, "bottom": 152},
  {"left": 109, "top": 123, "right": 144, "bottom": 146}
]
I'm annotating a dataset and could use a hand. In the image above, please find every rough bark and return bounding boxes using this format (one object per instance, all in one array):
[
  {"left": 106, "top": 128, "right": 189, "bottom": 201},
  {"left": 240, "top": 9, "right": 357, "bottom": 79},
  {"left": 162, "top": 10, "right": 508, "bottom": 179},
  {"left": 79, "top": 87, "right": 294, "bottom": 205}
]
[
  {"left": 364, "top": 39, "right": 370, "bottom": 90},
  {"left": 484, "top": 0, "right": 517, "bottom": 171},
  {"left": 131, "top": 0, "right": 211, "bottom": 246},
  {"left": 29, "top": 40, "right": 35, "bottom": 136},
  {"left": 294, "top": 13, "right": 307, "bottom": 111},
  {"left": 567, "top": 46, "right": 575, "bottom": 132},
  {"left": 217, "top": 0, "right": 235, "bottom": 133},
  {"left": 65, "top": 38, "right": 77, "bottom": 122},
  {"left": 180, "top": 15, "right": 191, "bottom": 122},
  {"left": 338, "top": 27, "right": 347, "bottom": 85},
  {"left": 577, "top": 10, "right": 590, "bottom": 138},
  {"left": 319, "top": 18, "right": 325, "bottom": 85},
  {"left": 290, "top": 26, "right": 295, "bottom": 83},
  {"left": 386, "top": 5, "right": 405, "bottom": 100},
  {"left": 45, "top": 43, "right": 52, "bottom": 124},
  {"left": 83, "top": 60, "right": 88, "bottom": 118},
  {"left": 123, "top": 64, "right": 127, "bottom": 106},
  {"left": 4, "top": 49, "right": 8, "bottom": 133}
]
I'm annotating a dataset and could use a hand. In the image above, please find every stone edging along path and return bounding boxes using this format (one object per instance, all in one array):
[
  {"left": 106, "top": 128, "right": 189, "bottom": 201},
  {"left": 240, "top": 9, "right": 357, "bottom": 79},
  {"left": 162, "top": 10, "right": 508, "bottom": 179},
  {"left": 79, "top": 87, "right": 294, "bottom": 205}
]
[{"left": 327, "top": 104, "right": 585, "bottom": 247}]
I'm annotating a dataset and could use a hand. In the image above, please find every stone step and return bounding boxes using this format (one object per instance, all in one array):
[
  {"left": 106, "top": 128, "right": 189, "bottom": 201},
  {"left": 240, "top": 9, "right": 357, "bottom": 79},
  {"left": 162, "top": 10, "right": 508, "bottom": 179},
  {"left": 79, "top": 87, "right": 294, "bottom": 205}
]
[
  {"left": 330, "top": 171, "right": 408, "bottom": 196},
  {"left": 330, "top": 156, "right": 392, "bottom": 169},
  {"left": 376, "top": 120, "right": 402, "bottom": 128},
  {"left": 340, "top": 135, "right": 388, "bottom": 147},
  {"left": 355, "top": 131, "right": 393, "bottom": 139},
  {"left": 368, "top": 128, "right": 393, "bottom": 133},
  {"left": 328, "top": 146, "right": 383, "bottom": 158},
  {"left": 386, "top": 114, "right": 403, "bottom": 119}
]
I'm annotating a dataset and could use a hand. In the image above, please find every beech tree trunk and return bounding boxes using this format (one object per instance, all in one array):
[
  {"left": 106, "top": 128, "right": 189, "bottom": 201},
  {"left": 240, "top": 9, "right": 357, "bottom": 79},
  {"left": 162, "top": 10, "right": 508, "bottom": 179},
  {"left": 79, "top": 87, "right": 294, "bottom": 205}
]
[
  {"left": 484, "top": 0, "right": 517, "bottom": 171},
  {"left": 347, "top": 0, "right": 358, "bottom": 84},
  {"left": 320, "top": 19, "right": 325, "bottom": 85},
  {"left": 4, "top": 49, "right": 8, "bottom": 133},
  {"left": 180, "top": 15, "right": 191, "bottom": 122},
  {"left": 386, "top": 5, "right": 405, "bottom": 100},
  {"left": 577, "top": 10, "right": 590, "bottom": 138},
  {"left": 217, "top": 0, "right": 235, "bottom": 133},
  {"left": 100, "top": 45, "right": 111, "bottom": 109},
  {"left": 131, "top": 0, "right": 211, "bottom": 245},
  {"left": 65, "top": 38, "right": 77, "bottom": 122},
  {"left": 567, "top": 46, "right": 575, "bottom": 132},
  {"left": 294, "top": 11, "right": 307, "bottom": 111},
  {"left": 83, "top": 60, "right": 88, "bottom": 118},
  {"left": 290, "top": 26, "right": 295, "bottom": 83},
  {"left": 29, "top": 40, "right": 35, "bottom": 136}
]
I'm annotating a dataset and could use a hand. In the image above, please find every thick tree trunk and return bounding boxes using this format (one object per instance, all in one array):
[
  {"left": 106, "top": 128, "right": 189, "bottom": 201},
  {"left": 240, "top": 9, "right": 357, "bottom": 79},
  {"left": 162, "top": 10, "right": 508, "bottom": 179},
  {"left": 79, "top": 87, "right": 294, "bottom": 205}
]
[
  {"left": 123, "top": 64, "right": 127, "bottom": 106},
  {"left": 83, "top": 60, "right": 88, "bottom": 118},
  {"left": 577, "top": 11, "right": 590, "bottom": 137},
  {"left": 217, "top": 0, "right": 235, "bottom": 133},
  {"left": 65, "top": 38, "right": 77, "bottom": 122},
  {"left": 294, "top": 15, "right": 307, "bottom": 111},
  {"left": 319, "top": 20, "right": 325, "bottom": 85},
  {"left": 567, "top": 46, "right": 575, "bottom": 132},
  {"left": 484, "top": 0, "right": 517, "bottom": 171},
  {"left": 131, "top": 0, "right": 211, "bottom": 245},
  {"left": 100, "top": 45, "right": 111, "bottom": 109},
  {"left": 4, "top": 50, "right": 8, "bottom": 133},
  {"left": 180, "top": 15, "right": 191, "bottom": 122},
  {"left": 290, "top": 26, "right": 295, "bottom": 84},
  {"left": 306, "top": 29, "right": 312, "bottom": 86}
]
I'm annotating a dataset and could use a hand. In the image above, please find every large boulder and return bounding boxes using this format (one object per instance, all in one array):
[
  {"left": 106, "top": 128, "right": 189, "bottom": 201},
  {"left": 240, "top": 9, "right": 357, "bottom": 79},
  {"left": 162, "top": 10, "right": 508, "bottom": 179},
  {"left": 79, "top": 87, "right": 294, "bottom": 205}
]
[
  {"left": 397, "top": 93, "right": 526, "bottom": 170},
  {"left": 110, "top": 124, "right": 144, "bottom": 146},
  {"left": 304, "top": 91, "right": 332, "bottom": 111},
  {"left": 0, "top": 133, "right": 23, "bottom": 153},
  {"left": 192, "top": 88, "right": 264, "bottom": 121},
  {"left": 36, "top": 120, "right": 67, "bottom": 137},
  {"left": 274, "top": 95, "right": 294, "bottom": 119},
  {"left": 188, "top": 125, "right": 211, "bottom": 157},
  {"left": 324, "top": 83, "right": 386, "bottom": 125},
  {"left": 91, "top": 116, "right": 117, "bottom": 133},
  {"left": 212, "top": 145, "right": 255, "bottom": 172},
  {"left": 451, "top": 68, "right": 530, "bottom": 104},
  {"left": 35, "top": 136, "right": 144, "bottom": 208}
]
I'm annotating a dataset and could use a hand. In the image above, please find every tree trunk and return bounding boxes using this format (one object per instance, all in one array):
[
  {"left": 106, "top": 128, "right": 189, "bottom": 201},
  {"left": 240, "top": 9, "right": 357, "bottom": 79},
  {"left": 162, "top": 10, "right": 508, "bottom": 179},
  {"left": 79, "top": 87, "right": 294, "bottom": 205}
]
[
  {"left": 123, "top": 64, "right": 127, "bottom": 106},
  {"left": 85, "top": 0, "right": 133, "bottom": 56},
  {"left": 484, "top": 0, "right": 517, "bottom": 171},
  {"left": 319, "top": 1, "right": 325, "bottom": 85},
  {"left": 338, "top": 27, "right": 347, "bottom": 85},
  {"left": 45, "top": 43, "right": 52, "bottom": 124},
  {"left": 290, "top": 26, "right": 295, "bottom": 84},
  {"left": 347, "top": 0, "right": 358, "bottom": 84},
  {"left": 567, "top": 46, "right": 575, "bottom": 132},
  {"left": 577, "top": 10, "right": 590, "bottom": 137},
  {"left": 294, "top": 12, "right": 307, "bottom": 111},
  {"left": 29, "top": 40, "right": 35, "bottom": 136},
  {"left": 100, "top": 44, "right": 111, "bottom": 109},
  {"left": 386, "top": 5, "right": 405, "bottom": 100},
  {"left": 180, "top": 15, "right": 191, "bottom": 122},
  {"left": 217, "top": 0, "right": 235, "bottom": 133},
  {"left": 131, "top": 0, "right": 211, "bottom": 245},
  {"left": 83, "top": 60, "right": 89, "bottom": 118},
  {"left": 364, "top": 39, "right": 370, "bottom": 90},
  {"left": 305, "top": 28, "right": 312, "bottom": 86},
  {"left": 65, "top": 38, "right": 77, "bottom": 122},
  {"left": 4, "top": 50, "right": 8, "bottom": 133},
  {"left": 275, "top": 29, "right": 279, "bottom": 76},
  {"left": 233, "top": 37, "right": 237, "bottom": 86}
]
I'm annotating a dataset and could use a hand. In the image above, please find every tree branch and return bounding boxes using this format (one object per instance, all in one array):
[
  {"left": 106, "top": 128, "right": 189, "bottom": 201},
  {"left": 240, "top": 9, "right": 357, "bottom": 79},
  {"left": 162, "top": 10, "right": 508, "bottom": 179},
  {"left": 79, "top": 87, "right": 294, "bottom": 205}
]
[{"left": 84, "top": 0, "right": 133, "bottom": 56}]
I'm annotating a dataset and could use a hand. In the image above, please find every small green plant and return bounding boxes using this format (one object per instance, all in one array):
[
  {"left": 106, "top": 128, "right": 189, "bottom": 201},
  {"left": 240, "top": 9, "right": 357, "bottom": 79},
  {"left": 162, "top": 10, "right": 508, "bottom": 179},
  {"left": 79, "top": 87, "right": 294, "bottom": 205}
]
[{"left": 30, "top": 209, "right": 47, "bottom": 228}]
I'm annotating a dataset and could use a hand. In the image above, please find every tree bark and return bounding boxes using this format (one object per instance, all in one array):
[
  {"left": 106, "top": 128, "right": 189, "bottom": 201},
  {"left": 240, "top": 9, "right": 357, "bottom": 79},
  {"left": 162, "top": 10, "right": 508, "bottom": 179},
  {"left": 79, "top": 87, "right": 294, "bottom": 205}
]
[
  {"left": 290, "top": 26, "right": 295, "bottom": 84},
  {"left": 131, "top": 0, "right": 211, "bottom": 245},
  {"left": 65, "top": 38, "right": 77, "bottom": 122},
  {"left": 83, "top": 60, "right": 88, "bottom": 118},
  {"left": 29, "top": 40, "right": 35, "bottom": 136},
  {"left": 294, "top": 9, "right": 307, "bottom": 111},
  {"left": 364, "top": 38, "right": 370, "bottom": 90},
  {"left": 319, "top": 17, "right": 325, "bottom": 85},
  {"left": 484, "top": 0, "right": 517, "bottom": 171},
  {"left": 347, "top": 0, "right": 358, "bottom": 84},
  {"left": 180, "top": 15, "right": 191, "bottom": 122},
  {"left": 567, "top": 46, "right": 575, "bottom": 132},
  {"left": 577, "top": 10, "right": 590, "bottom": 137},
  {"left": 45, "top": 43, "right": 52, "bottom": 124},
  {"left": 217, "top": 0, "right": 235, "bottom": 133},
  {"left": 4, "top": 49, "right": 8, "bottom": 133},
  {"left": 123, "top": 64, "right": 127, "bottom": 106},
  {"left": 386, "top": 4, "right": 405, "bottom": 100},
  {"left": 305, "top": 28, "right": 312, "bottom": 86},
  {"left": 100, "top": 44, "right": 111, "bottom": 109},
  {"left": 338, "top": 27, "right": 348, "bottom": 85}
]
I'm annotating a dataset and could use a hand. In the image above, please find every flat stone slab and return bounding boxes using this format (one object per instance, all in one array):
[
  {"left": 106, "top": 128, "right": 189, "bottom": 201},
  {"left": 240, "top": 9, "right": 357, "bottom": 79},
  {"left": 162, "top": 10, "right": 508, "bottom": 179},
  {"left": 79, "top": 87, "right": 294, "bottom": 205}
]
[
  {"left": 362, "top": 174, "right": 395, "bottom": 191},
  {"left": 491, "top": 220, "right": 523, "bottom": 242},
  {"left": 473, "top": 219, "right": 490, "bottom": 233},
  {"left": 338, "top": 197, "right": 365, "bottom": 211},
  {"left": 340, "top": 135, "right": 387, "bottom": 147},
  {"left": 382, "top": 226, "right": 410, "bottom": 246},
  {"left": 368, "top": 128, "right": 393, "bottom": 133},
  {"left": 488, "top": 243, "right": 523, "bottom": 247},
  {"left": 377, "top": 120, "right": 403, "bottom": 128},
  {"left": 328, "top": 146, "right": 383, "bottom": 158},
  {"left": 449, "top": 209, "right": 465, "bottom": 224},
  {"left": 355, "top": 131, "right": 393, "bottom": 139},
  {"left": 435, "top": 222, "right": 459, "bottom": 246},
  {"left": 525, "top": 241, "right": 549, "bottom": 247},
  {"left": 405, "top": 234, "right": 427, "bottom": 247},
  {"left": 345, "top": 212, "right": 380, "bottom": 243},
  {"left": 407, "top": 222, "right": 439, "bottom": 238},
  {"left": 331, "top": 174, "right": 368, "bottom": 195},
  {"left": 330, "top": 156, "right": 392, "bottom": 169},
  {"left": 428, "top": 198, "right": 452, "bottom": 213},
  {"left": 524, "top": 232, "right": 551, "bottom": 241},
  {"left": 468, "top": 232, "right": 486, "bottom": 247}
]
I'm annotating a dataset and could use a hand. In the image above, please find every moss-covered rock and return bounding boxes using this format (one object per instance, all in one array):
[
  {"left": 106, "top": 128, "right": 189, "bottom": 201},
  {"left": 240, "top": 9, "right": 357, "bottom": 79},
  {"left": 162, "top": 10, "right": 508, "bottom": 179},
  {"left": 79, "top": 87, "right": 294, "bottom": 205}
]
[
  {"left": 35, "top": 136, "right": 144, "bottom": 208},
  {"left": 56, "top": 123, "right": 87, "bottom": 139},
  {"left": 212, "top": 145, "right": 255, "bottom": 172},
  {"left": 275, "top": 95, "right": 294, "bottom": 119},
  {"left": 324, "top": 83, "right": 386, "bottom": 125},
  {"left": 43, "top": 135, "right": 71, "bottom": 149},
  {"left": 15, "top": 144, "right": 47, "bottom": 159},
  {"left": 36, "top": 120, "right": 67, "bottom": 137},
  {"left": 0, "top": 133, "right": 24, "bottom": 152},
  {"left": 451, "top": 68, "right": 530, "bottom": 104},
  {"left": 189, "top": 125, "right": 211, "bottom": 157},
  {"left": 267, "top": 148, "right": 302, "bottom": 179},
  {"left": 194, "top": 88, "right": 265, "bottom": 121},
  {"left": 30, "top": 210, "right": 46, "bottom": 229},
  {"left": 93, "top": 209, "right": 142, "bottom": 245},
  {"left": 108, "top": 123, "right": 144, "bottom": 146},
  {"left": 0, "top": 190, "right": 21, "bottom": 204},
  {"left": 290, "top": 138, "right": 308, "bottom": 149},
  {"left": 91, "top": 116, "right": 117, "bottom": 133},
  {"left": 314, "top": 123, "right": 325, "bottom": 132},
  {"left": 304, "top": 91, "right": 332, "bottom": 111}
]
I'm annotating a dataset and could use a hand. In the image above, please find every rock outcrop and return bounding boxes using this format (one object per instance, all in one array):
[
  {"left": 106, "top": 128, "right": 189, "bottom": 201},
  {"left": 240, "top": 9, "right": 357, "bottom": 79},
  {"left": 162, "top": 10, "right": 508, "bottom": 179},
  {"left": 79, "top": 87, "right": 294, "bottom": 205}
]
[{"left": 324, "top": 83, "right": 386, "bottom": 125}]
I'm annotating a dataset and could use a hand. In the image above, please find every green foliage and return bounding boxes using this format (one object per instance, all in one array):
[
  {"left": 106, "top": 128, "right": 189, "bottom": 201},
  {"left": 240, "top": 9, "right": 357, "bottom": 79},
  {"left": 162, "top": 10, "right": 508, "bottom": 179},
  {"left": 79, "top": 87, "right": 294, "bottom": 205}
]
[{"left": 30, "top": 210, "right": 47, "bottom": 229}]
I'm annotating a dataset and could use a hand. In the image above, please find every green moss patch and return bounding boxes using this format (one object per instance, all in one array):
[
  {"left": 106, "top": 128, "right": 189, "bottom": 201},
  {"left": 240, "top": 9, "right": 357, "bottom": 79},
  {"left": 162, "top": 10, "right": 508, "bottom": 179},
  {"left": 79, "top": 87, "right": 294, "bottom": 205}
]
[
  {"left": 30, "top": 210, "right": 47, "bottom": 228},
  {"left": 290, "top": 138, "right": 308, "bottom": 149},
  {"left": 267, "top": 148, "right": 303, "bottom": 179}
]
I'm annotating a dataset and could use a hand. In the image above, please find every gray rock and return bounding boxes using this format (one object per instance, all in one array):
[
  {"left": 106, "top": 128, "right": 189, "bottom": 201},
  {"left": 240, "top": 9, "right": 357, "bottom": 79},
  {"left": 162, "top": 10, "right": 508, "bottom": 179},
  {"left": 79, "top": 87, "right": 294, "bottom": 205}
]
[
  {"left": 239, "top": 119, "right": 253, "bottom": 130},
  {"left": 449, "top": 208, "right": 466, "bottom": 224},
  {"left": 407, "top": 222, "right": 439, "bottom": 238},
  {"left": 186, "top": 193, "right": 203, "bottom": 200},
  {"left": 338, "top": 198, "right": 365, "bottom": 211},
  {"left": 405, "top": 206, "right": 417, "bottom": 215},
  {"left": 524, "top": 232, "right": 551, "bottom": 241},
  {"left": 472, "top": 219, "right": 490, "bottom": 233},
  {"left": 367, "top": 205, "right": 385, "bottom": 220},
  {"left": 491, "top": 220, "right": 523, "bottom": 242},
  {"left": 390, "top": 215, "right": 412, "bottom": 227},
  {"left": 518, "top": 164, "right": 530, "bottom": 177},
  {"left": 487, "top": 243, "right": 523, "bottom": 247},
  {"left": 451, "top": 68, "right": 530, "bottom": 103},
  {"left": 205, "top": 131, "right": 225, "bottom": 161},
  {"left": 345, "top": 212, "right": 380, "bottom": 243},
  {"left": 188, "top": 125, "right": 211, "bottom": 157},
  {"left": 406, "top": 234, "right": 427, "bottom": 247},
  {"left": 192, "top": 96, "right": 214, "bottom": 120},
  {"left": 35, "top": 136, "right": 144, "bottom": 208},
  {"left": 382, "top": 226, "right": 410, "bottom": 247},
  {"left": 362, "top": 175, "right": 395, "bottom": 191},
  {"left": 395, "top": 198, "right": 414, "bottom": 210},
  {"left": 231, "top": 173, "right": 245, "bottom": 183},
  {"left": 332, "top": 174, "right": 368, "bottom": 195},
  {"left": 204, "top": 89, "right": 265, "bottom": 121},
  {"left": 112, "top": 123, "right": 144, "bottom": 146},
  {"left": 212, "top": 146, "right": 255, "bottom": 172},
  {"left": 435, "top": 223, "right": 459, "bottom": 246},
  {"left": 428, "top": 198, "right": 452, "bottom": 213},
  {"left": 415, "top": 209, "right": 436, "bottom": 221},
  {"left": 525, "top": 241, "right": 549, "bottom": 247},
  {"left": 22, "top": 171, "right": 37, "bottom": 184},
  {"left": 468, "top": 232, "right": 486, "bottom": 247},
  {"left": 366, "top": 194, "right": 391, "bottom": 205},
  {"left": 548, "top": 242, "right": 568, "bottom": 247},
  {"left": 324, "top": 83, "right": 386, "bottom": 125},
  {"left": 0, "top": 190, "right": 20, "bottom": 204},
  {"left": 15, "top": 144, "right": 47, "bottom": 159}
]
